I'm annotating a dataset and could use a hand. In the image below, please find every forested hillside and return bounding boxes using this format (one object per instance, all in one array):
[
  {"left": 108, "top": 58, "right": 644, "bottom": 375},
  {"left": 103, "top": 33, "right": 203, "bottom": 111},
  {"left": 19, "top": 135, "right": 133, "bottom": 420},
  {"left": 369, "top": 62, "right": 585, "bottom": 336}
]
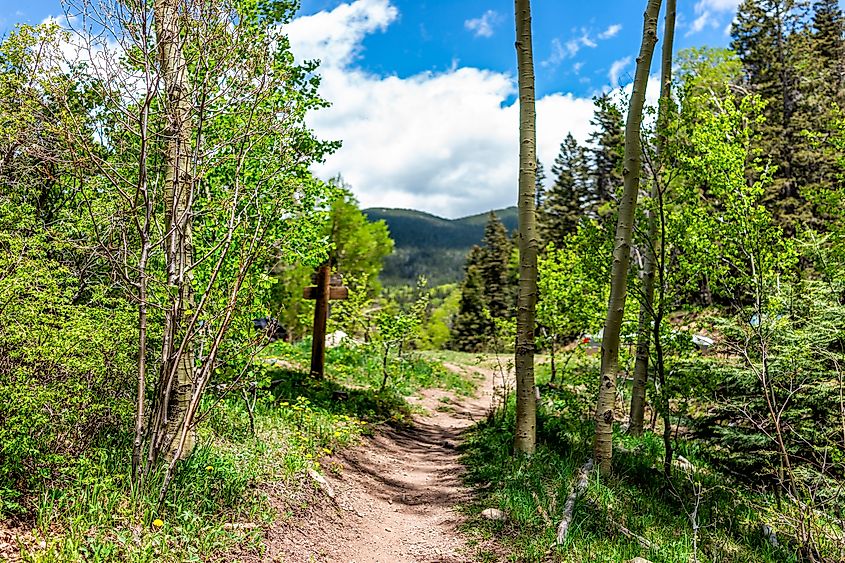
[{"left": 364, "top": 207, "right": 518, "bottom": 285}]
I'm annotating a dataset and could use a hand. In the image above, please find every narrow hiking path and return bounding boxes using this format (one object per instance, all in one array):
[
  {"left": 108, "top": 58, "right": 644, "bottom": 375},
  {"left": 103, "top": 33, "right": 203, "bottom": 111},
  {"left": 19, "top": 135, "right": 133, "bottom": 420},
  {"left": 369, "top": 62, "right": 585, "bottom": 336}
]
[{"left": 269, "top": 362, "right": 498, "bottom": 563}]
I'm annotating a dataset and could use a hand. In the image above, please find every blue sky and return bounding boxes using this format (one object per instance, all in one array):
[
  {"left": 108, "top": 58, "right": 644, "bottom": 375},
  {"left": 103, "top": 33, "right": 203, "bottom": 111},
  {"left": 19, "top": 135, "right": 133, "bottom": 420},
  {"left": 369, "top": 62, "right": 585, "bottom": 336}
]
[
  {"left": 0, "top": 0, "right": 749, "bottom": 216},
  {"left": 297, "top": 0, "right": 738, "bottom": 99},
  {"left": 4, "top": 0, "right": 739, "bottom": 98}
]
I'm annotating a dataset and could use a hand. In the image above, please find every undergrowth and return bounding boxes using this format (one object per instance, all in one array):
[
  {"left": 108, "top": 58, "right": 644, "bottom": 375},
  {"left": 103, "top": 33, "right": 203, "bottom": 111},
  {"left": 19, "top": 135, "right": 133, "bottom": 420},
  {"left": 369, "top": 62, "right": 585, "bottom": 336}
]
[
  {"left": 21, "top": 388, "right": 364, "bottom": 562},
  {"left": 458, "top": 356, "right": 814, "bottom": 563},
  {"left": 265, "top": 339, "right": 476, "bottom": 397},
  {"left": 12, "top": 343, "right": 459, "bottom": 561}
]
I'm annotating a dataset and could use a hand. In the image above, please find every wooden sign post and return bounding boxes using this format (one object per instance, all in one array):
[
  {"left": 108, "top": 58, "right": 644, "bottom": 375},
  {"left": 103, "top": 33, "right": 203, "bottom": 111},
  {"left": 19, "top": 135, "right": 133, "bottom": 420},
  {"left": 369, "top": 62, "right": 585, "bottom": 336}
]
[{"left": 303, "top": 263, "right": 349, "bottom": 378}]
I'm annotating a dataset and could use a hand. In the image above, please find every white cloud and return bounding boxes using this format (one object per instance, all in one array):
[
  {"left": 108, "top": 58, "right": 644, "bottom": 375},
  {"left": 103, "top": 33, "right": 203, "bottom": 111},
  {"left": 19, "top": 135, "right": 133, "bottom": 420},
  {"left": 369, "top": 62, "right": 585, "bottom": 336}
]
[
  {"left": 608, "top": 56, "right": 632, "bottom": 88},
  {"left": 284, "top": 1, "right": 605, "bottom": 218},
  {"left": 284, "top": 0, "right": 397, "bottom": 66},
  {"left": 598, "top": 24, "right": 622, "bottom": 40},
  {"left": 542, "top": 29, "right": 597, "bottom": 69},
  {"left": 464, "top": 10, "right": 502, "bottom": 38},
  {"left": 698, "top": 0, "right": 741, "bottom": 10},
  {"left": 687, "top": 0, "right": 741, "bottom": 36},
  {"left": 688, "top": 12, "right": 714, "bottom": 35}
]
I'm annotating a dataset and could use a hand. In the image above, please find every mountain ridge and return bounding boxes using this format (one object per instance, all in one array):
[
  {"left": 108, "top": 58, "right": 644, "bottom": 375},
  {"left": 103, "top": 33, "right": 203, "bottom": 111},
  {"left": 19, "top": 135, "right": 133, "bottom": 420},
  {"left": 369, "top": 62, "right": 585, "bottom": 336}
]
[{"left": 364, "top": 206, "right": 518, "bottom": 286}]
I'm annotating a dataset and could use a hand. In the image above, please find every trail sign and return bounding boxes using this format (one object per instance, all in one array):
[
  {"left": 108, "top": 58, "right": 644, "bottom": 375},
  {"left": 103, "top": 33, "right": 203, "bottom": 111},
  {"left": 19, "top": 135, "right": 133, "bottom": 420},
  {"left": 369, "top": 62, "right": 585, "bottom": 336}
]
[{"left": 302, "top": 263, "right": 348, "bottom": 378}]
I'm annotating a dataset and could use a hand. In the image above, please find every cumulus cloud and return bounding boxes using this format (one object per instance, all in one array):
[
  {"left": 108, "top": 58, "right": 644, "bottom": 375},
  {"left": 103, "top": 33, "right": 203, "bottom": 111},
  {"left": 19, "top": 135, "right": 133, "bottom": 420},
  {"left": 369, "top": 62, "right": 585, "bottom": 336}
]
[
  {"left": 284, "top": 0, "right": 398, "bottom": 66},
  {"left": 687, "top": 0, "right": 741, "bottom": 36},
  {"left": 598, "top": 23, "right": 622, "bottom": 40},
  {"left": 284, "top": 1, "right": 607, "bottom": 217},
  {"left": 608, "top": 56, "right": 632, "bottom": 88},
  {"left": 464, "top": 10, "right": 502, "bottom": 38}
]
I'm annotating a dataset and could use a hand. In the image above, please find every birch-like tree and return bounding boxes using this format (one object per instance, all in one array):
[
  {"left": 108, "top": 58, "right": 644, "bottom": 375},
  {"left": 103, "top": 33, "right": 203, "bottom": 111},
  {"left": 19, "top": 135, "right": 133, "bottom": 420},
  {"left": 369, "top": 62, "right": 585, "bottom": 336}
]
[
  {"left": 629, "top": 0, "right": 677, "bottom": 437},
  {"left": 593, "top": 0, "right": 662, "bottom": 474},
  {"left": 513, "top": 0, "right": 539, "bottom": 455},
  {"left": 62, "top": 0, "right": 335, "bottom": 497}
]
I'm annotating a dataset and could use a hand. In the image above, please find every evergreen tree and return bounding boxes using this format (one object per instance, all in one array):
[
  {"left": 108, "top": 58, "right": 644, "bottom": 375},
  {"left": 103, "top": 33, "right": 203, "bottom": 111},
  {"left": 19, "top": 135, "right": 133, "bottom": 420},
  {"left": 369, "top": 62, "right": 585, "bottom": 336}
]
[
  {"left": 449, "top": 246, "right": 495, "bottom": 352},
  {"left": 539, "top": 133, "right": 590, "bottom": 245},
  {"left": 812, "top": 0, "right": 845, "bottom": 66},
  {"left": 731, "top": 0, "right": 813, "bottom": 233},
  {"left": 587, "top": 94, "right": 624, "bottom": 219},
  {"left": 480, "top": 212, "right": 513, "bottom": 319},
  {"left": 800, "top": 0, "right": 845, "bottom": 216}
]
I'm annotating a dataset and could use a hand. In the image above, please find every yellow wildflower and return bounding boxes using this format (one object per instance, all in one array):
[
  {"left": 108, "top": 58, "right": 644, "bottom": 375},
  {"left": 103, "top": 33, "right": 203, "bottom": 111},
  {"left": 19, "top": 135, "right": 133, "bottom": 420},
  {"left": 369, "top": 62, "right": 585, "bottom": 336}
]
[{"left": 152, "top": 519, "right": 164, "bottom": 528}]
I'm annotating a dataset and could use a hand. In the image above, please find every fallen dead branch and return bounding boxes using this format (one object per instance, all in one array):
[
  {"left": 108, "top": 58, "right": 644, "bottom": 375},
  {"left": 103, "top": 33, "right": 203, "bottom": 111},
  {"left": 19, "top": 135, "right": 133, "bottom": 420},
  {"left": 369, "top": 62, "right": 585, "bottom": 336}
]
[{"left": 556, "top": 459, "right": 594, "bottom": 545}]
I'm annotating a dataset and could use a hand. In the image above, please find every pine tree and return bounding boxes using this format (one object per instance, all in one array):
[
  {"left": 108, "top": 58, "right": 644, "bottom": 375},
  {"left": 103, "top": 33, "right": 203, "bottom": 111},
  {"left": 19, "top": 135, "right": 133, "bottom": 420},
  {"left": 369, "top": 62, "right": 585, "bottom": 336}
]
[
  {"left": 450, "top": 246, "right": 495, "bottom": 352},
  {"left": 731, "top": 0, "right": 813, "bottom": 233},
  {"left": 799, "top": 0, "right": 845, "bottom": 215},
  {"left": 480, "top": 212, "right": 513, "bottom": 319},
  {"left": 812, "top": 0, "right": 845, "bottom": 66},
  {"left": 539, "top": 133, "right": 590, "bottom": 245},
  {"left": 587, "top": 95, "right": 624, "bottom": 219}
]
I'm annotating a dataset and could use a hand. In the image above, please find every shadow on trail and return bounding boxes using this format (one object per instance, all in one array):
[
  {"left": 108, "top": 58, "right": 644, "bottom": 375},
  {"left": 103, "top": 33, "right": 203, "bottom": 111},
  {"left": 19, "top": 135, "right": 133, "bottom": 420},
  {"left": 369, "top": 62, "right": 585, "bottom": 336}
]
[
  {"left": 268, "top": 367, "right": 415, "bottom": 425},
  {"left": 334, "top": 393, "right": 489, "bottom": 514}
]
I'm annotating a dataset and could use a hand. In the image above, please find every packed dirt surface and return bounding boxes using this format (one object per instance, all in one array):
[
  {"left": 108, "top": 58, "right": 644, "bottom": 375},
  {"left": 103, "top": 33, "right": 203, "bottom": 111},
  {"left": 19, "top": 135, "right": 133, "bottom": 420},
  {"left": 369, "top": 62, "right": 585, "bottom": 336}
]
[{"left": 268, "top": 362, "right": 498, "bottom": 563}]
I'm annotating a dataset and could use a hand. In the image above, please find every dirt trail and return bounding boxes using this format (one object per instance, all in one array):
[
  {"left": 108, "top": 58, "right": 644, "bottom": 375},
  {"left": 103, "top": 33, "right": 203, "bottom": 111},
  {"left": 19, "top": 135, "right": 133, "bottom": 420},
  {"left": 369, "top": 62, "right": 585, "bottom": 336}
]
[{"left": 270, "top": 363, "right": 497, "bottom": 563}]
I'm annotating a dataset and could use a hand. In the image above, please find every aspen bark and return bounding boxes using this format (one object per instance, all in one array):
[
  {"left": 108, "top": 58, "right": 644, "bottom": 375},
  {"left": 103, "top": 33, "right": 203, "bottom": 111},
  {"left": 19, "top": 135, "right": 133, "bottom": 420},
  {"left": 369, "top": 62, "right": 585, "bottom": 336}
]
[
  {"left": 153, "top": 0, "right": 196, "bottom": 461},
  {"left": 629, "top": 0, "right": 676, "bottom": 437},
  {"left": 593, "top": 0, "right": 662, "bottom": 474},
  {"left": 513, "top": 0, "right": 538, "bottom": 455}
]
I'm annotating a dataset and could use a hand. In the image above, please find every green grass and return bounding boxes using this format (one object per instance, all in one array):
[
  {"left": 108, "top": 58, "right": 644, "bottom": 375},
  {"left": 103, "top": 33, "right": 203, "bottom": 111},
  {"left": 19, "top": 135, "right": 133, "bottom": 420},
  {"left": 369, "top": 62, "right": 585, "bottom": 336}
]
[
  {"left": 456, "top": 355, "right": 817, "bottom": 563},
  {"left": 265, "top": 339, "right": 477, "bottom": 397},
  {"left": 16, "top": 343, "right": 478, "bottom": 562},
  {"left": 19, "top": 374, "right": 369, "bottom": 562}
]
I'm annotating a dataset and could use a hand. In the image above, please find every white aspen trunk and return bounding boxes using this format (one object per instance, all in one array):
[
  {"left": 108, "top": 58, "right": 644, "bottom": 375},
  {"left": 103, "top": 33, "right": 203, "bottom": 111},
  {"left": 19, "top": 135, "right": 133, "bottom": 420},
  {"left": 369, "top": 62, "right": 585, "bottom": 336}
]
[
  {"left": 513, "top": 0, "right": 539, "bottom": 455},
  {"left": 593, "top": 0, "right": 662, "bottom": 475},
  {"left": 153, "top": 0, "right": 196, "bottom": 461},
  {"left": 629, "top": 0, "right": 676, "bottom": 437}
]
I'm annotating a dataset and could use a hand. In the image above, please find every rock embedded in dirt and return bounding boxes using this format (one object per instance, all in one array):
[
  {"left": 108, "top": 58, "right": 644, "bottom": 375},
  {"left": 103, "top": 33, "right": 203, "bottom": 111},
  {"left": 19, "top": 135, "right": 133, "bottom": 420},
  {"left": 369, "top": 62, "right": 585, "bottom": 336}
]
[
  {"left": 627, "top": 558, "right": 654, "bottom": 563},
  {"left": 307, "top": 468, "right": 335, "bottom": 500},
  {"left": 481, "top": 508, "right": 506, "bottom": 521}
]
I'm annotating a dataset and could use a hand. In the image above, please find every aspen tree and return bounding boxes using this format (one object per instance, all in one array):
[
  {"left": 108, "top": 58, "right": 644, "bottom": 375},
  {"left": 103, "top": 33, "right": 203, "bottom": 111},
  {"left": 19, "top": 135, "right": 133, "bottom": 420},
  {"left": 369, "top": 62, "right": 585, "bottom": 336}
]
[
  {"left": 151, "top": 0, "right": 197, "bottom": 462},
  {"left": 593, "top": 0, "right": 662, "bottom": 474},
  {"left": 513, "top": 0, "right": 539, "bottom": 455},
  {"left": 629, "top": 0, "right": 676, "bottom": 436}
]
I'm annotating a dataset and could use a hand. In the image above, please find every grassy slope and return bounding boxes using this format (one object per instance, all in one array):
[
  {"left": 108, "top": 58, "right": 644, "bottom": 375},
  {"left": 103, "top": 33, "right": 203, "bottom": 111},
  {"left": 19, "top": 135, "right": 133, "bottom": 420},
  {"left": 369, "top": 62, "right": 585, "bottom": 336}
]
[
  {"left": 454, "top": 353, "right": 812, "bottom": 563},
  {"left": 17, "top": 342, "right": 476, "bottom": 562}
]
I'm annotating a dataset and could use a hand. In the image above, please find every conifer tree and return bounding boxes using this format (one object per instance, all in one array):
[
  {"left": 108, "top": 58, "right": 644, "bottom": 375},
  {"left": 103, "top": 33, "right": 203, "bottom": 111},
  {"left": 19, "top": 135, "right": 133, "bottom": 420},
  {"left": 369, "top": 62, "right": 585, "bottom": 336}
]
[
  {"left": 812, "top": 0, "right": 845, "bottom": 67},
  {"left": 539, "top": 133, "right": 590, "bottom": 245},
  {"left": 731, "top": 0, "right": 812, "bottom": 233},
  {"left": 480, "top": 212, "right": 513, "bottom": 320},
  {"left": 450, "top": 246, "right": 495, "bottom": 352},
  {"left": 587, "top": 95, "right": 624, "bottom": 219}
]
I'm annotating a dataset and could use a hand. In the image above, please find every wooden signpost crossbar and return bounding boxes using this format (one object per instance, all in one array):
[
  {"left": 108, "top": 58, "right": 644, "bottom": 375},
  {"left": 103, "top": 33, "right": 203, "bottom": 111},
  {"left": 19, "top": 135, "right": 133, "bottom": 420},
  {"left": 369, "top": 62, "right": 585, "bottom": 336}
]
[{"left": 302, "top": 263, "right": 348, "bottom": 378}]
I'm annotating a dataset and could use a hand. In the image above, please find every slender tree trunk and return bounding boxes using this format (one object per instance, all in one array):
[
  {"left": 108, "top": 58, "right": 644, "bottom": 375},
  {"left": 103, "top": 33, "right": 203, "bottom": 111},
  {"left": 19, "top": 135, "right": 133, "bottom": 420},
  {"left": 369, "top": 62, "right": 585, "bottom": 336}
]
[
  {"left": 593, "top": 0, "right": 662, "bottom": 474},
  {"left": 513, "top": 0, "right": 538, "bottom": 455},
  {"left": 131, "top": 31, "right": 154, "bottom": 481},
  {"left": 629, "top": 0, "right": 676, "bottom": 437},
  {"left": 153, "top": 0, "right": 196, "bottom": 462},
  {"left": 549, "top": 333, "right": 557, "bottom": 384}
]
